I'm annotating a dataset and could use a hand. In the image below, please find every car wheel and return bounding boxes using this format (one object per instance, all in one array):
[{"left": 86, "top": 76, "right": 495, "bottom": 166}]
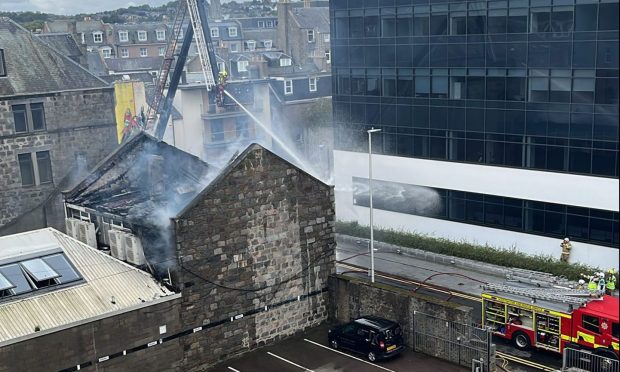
[
  {"left": 367, "top": 351, "right": 376, "bottom": 362},
  {"left": 330, "top": 339, "right": 338, "bottom": 350},
  {"left": 512, "top": 331, "right": 531, "bottom": 350}
]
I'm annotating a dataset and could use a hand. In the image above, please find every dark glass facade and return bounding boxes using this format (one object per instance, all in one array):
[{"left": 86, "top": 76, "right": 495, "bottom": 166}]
[
  {"left": 331, "top": 0, "right": 619, "bottom": 178},
  {"left": 353, "top": 177, "right": 620, "bottom": 247}
]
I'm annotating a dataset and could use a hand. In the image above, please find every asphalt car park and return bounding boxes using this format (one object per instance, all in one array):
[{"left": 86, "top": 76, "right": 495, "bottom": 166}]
[{"left": 210, "top": 323, "right": 467, "bottom": 372}]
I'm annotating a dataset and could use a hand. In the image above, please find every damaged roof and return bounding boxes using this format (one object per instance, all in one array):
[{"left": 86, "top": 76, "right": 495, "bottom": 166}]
[
  {"left": 104, "top": 56, "right": 164, "bottom": 73},
  {"left": 0, "top": 228, "right": 176, "bottom": 346},
  {"left": 0, "top": 18, "right": 109, "bottom": 97},
  {"left": 64, "top": 133, "right": 213, "bottom": 224},
  {"left": 35, "top": 33, "right": 83, "bottom": 63}
]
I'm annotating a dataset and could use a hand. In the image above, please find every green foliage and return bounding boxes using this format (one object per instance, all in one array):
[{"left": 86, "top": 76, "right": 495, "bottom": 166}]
[{"left": 336, "top": 221, "right": 599, "bottom": 281}]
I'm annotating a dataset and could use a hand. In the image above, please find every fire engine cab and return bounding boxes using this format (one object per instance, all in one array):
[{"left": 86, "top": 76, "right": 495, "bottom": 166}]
[{"left": 482, "top": 283, "right": 619, "bottom": 360}]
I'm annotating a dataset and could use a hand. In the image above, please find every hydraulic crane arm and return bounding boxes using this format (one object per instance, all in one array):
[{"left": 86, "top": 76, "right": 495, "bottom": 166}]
[{"left": 150, "top": 0, "right": 220, "bottom": 140}]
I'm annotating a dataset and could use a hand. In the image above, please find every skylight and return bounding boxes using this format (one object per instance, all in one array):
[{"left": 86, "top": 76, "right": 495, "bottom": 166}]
[{"left": 0, "top": 253, "right": 83, "bottom": 300}]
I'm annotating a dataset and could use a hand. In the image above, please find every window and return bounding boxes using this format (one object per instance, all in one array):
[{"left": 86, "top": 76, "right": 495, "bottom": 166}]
[
  {"left": 120, "top": 48, "right": 129, "bottom": 58},
  {"left": 138, "top": 30, "right": 147, "bottom": 41},
  {"left": 280, "top": 58, "right": 292, "bottom": 67},
  {"left": 217, "top": 62, "right": 226, "bottom": 73},
  {"left": 284, "top": 79, "right": 293, "bottom": 95},
  {"left": 156, "top": 29, "right": 166, "bottom": 41},
  {"left": 210, "top": 119, "right": 225, "bottom": 142},
  {"left": 158, "top": 47, "right": 165, "bottom": 56},
  {"left": 582, "top": 315, "right": 600, "bottom": 334},
  {"left": 0, "top": 49, "right": 6, "bottom": 77},
  {"left": 21, "top": 258, "right": 61, "bottom": 288},
  {"left": 101, "top": 47, "right": 111, "bottom": 58},
  {"left": 12, "top": 102, "right": 46, "bottom": 133},
  {"left": 246, "top": 40, "right": 256, "bottom": 51},
  {"left": 307, "top": 29, "right": 315, "bottom": 43},
  {"left": 228, "top": 27, "right": 237, "bottom": 37},
  {"left": 257, "top": 21, "right": 265, "bottom": 28},
  {"left": 230, "top": 43, "right": 238, "bottom": 52},
  {"left": 140, "top": 48, "right": 148, "bottom": 57},
  {"left": 309, "top": 77, "right": 317, "bottom": 92},
  {"left": 267, "top": 21, "right": 274, "bottom": 28},
  {"left": 93, "top": 32, "right": 103, "bottom": 43},
  {"left": 211, "top": 27, "right": 219, "bottom": 37},
  {"left": 80, "top": 33, "right": 85, "bottom": 44},
  {"left": 613, "top": 323, "right": 619, "bottom": 339},
  {"left": 237, "top": 60, "right": 249, "bottom": 72},
  {"left": 18, "top": 150, "right": 52, "bottom": 186},
  {"left": 323, "top": 33, "right": 330, "bottom": 42},
  {"left": 263, "top": 40, "right": 272, "bottom": 49},
  {"left": 325, "top": 50, "right": 331, "bottom": 64},
  {"left": 236, "top": 118, "right": 249, "bottom": 139},
  {"left": 118, "top": 31, "right": 128, "bottom": 42}
]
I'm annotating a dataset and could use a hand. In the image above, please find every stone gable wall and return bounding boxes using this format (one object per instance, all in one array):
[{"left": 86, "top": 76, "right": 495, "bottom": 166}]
[{"left": 174, "top": 146, "right": 336, "bottom": 369}]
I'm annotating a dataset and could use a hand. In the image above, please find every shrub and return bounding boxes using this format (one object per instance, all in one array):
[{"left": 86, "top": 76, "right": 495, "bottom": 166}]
[{"left": 335, "top": 221, "right": 599, "bottom": 281}]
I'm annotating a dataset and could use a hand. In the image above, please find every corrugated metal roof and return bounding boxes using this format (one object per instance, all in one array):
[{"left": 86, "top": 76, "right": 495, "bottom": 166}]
[{"left": 0, "top": 228, "right": 176, "bottom": 346}]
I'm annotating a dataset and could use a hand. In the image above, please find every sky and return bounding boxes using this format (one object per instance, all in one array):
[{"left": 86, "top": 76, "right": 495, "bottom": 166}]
[{"left": 0, "top": 0, "right": 179, "bottom": 15}]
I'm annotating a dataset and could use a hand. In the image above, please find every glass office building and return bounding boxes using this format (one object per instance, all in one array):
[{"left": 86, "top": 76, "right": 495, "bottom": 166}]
[{"left": 330, "top": 0, "right": 619, "bottom": 267}]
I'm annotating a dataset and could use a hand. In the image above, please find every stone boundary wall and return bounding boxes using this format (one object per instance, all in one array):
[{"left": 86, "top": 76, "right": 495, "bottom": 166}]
[{"left": 328, "top": 274, "right": 496, "bottom": 370}]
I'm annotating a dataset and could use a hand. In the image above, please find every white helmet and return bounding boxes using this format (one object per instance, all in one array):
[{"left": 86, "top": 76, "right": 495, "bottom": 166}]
[{"left": 578, "top": 279, "right": 585, "bottom": 285}]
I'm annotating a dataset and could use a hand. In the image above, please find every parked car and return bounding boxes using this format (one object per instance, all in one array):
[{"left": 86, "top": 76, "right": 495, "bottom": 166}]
[{"left": 328, "top": 315, "right": 405, "bottom": 362}]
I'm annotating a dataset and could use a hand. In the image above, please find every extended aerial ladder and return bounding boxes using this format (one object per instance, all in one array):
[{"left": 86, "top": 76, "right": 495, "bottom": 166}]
[
  {"left": 146, "top": 0, "right": 222, "bottom": 140},
  {"left": 482, "top": 283, "right": 601, "bottom": 308}
]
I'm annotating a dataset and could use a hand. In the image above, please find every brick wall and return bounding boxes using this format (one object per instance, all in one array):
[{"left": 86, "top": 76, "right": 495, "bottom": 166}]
[
  {"left": 0, "top": 88, "right": 117, "bottom": 233},
  {"left": 0, "top": 297, "right": 184, "bottom": 372},
  {"left": 173, "top": 145, "right": 336, "bottom": 369}
]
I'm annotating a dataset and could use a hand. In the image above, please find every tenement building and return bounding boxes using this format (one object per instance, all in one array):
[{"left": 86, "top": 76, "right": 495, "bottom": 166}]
[
  {"left": 329, "top": 0, "right": 619, "bottom": 268},
  {"left": 0, "top": 17, "right": 117, "bottom": 236}
]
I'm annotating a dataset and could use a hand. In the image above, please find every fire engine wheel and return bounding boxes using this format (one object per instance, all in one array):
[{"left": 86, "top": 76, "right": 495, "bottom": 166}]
[{"left": 512, "top": 331, "right": 531, "bottom": 350}]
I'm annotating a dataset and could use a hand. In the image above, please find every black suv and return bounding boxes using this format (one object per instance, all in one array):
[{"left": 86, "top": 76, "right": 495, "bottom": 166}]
[{"left": 328, "top": 315, "right": 405, "bottom": 362}]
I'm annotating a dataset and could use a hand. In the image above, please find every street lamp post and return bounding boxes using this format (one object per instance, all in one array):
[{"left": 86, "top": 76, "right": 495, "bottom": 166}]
[{"left": 367, "top": 127, "right": 381, "bottom": 283}]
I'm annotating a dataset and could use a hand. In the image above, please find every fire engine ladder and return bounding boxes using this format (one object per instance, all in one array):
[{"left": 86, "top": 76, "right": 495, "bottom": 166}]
[
  {"left": 146, "top": 0, "right": 188, "bottom": 130},
  {"left": 483, "top": 283, "right": 600, "bottom": 307},
  {"left": 186, "top": 0, "right": 217, "bottom": 91}
]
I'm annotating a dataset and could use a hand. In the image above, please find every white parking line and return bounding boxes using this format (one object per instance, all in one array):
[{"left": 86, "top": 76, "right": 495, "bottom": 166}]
[
  {"left": 303, "top": 339, "right": 396, "bottom": 372},
  {"left": 267, "top": 351, "right": 314, "bottom": 371},
  {"left": 227, "top": 367, "right": 241, "bottom": 372}
]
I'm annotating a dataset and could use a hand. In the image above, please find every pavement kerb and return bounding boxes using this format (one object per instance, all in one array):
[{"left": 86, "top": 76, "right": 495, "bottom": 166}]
[{"left": 336, "top": 234, "right": 576, "bottom": 287}]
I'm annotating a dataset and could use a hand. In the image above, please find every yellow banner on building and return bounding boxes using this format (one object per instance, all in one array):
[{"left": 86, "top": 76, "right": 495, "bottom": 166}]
[{"left": 114, "top": 81, "right": 148, "bottom": 144}]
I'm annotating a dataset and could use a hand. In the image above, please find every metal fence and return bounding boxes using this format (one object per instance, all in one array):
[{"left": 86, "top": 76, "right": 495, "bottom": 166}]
[
  {"left": 562, "top": 348, "right": 619, "bottom": 372},
  {"left": 412, "top": 311, "right": 495, "bottom": 371}
]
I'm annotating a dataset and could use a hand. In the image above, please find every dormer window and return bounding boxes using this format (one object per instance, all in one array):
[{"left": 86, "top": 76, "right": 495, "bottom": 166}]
[
  {"left": 211, "top": 27, "right": 219, "bottom": 37},
  {"left": 228, "top": 27, "right": 237, "bottom": 37},
  {"left": 101, "top": 47, "right": 112, "bottom": 58},
  {"left": 307, "top": 29, "right": 315, "bottom": 43},
  {"left": 237, "top": 60, "right": 249, "bottom": 72},
  {"left": 156, "top": 29, "right": 166, "bottom": 41},
  {"left": 246, "top": 40, "right": 256, "bottom": 51},
  {"left": 323, "top": 33, "right": 330, "bottom": 43},
  {"left": 267, "top": 21, "right": 273, "bottom": 27},
  {"left": 280, "top": 57, "right": 292, "bottom": 67},
  {"left": 119, "top": 31, "right": 128, "bottom": 42},
  {"left": 263, "top": 40, "right": 272, "bottom": 49},
  {"left": 93, "top": 31, "right": 103, "bottom": 43},
  {"left": 258, "top": 21, "right": 265, "bottom": 28},
  {"left": 138, "top": 30, "right": 147, "bottom": 41},
  {"left": 0, "top": 49, "right": 6, "bottom": 77}
]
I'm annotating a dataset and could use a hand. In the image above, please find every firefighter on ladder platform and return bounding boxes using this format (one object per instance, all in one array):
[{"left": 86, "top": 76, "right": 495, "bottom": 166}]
[
  {"left": 216, "top": 70, "right": 228, "bottom": 107},
  {"left": 607, "top": 268, "right": 617, "bottom": 295}
]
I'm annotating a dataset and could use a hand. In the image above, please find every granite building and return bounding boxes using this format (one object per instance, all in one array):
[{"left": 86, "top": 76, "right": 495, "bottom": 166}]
[
  {"left": 0, "top": 17, "right": 117, "bottom": 236},
  {"left": 330, "top": 0, "right": 619, "bottom": 268}
]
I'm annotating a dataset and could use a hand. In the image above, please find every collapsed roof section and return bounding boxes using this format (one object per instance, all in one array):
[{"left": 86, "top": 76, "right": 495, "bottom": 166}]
[{"left": 64, "top": 132, "right": 214, "bottom": 225}]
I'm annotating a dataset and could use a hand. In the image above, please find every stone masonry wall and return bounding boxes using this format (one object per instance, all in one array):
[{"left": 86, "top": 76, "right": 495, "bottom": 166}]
[
  {"left": 0, "top": 88, "right": 117, "bottom": 233},
  {"left": 328, "top": 275, "right": 496, "bottom": 370},
  {"left": 0, "top": 297, "right": 184, "bottom": 372},
  {"left": 174, "top": 146, "right": 336, "bottom": 370}
]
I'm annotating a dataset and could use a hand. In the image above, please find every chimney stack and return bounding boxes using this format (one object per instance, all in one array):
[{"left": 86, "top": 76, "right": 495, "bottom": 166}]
[{"left": 304, "top": 0, "right": 310, "bottom": 7}]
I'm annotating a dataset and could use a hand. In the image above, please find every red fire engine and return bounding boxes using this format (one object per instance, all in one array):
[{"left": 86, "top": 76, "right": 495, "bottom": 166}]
[{"left": 482, "top": 283, "right": 619, "bottom": 360}]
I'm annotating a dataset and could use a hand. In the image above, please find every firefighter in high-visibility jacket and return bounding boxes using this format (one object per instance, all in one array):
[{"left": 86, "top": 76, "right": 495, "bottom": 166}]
[
  {"left": 582, "top": 273, "right": 598, "bottom": 293},
  {"left": 606, "top": 268, "right": 617, "bottom": 295}
]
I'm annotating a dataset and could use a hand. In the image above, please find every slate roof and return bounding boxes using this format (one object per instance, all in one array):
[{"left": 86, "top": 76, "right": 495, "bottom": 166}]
[
  {"left": 290, "top": 7, "right": 329, "bottom": 33},
  {"left": 35, "top": 33, "right": 83, "bottom": 62},
  {"left": 104, "top": 56, "right": 164, "bottom": 73},
  {"left": 0, "top": 228, "right": 176, "bottom": 347},
  {"left": 86, "top": 50, "right": 108, "bottom": 77},
  {"left": 0, "top": 18, "right": 110, "bottom": 98},
  {"left": 64, "top": 133, "right": 213, "bottom": 224}
]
